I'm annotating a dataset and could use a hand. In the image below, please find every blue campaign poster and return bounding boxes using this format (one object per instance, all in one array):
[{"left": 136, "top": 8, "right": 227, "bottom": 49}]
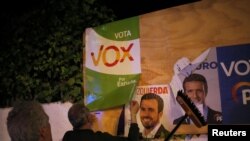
[{"left": 216, "top": 44, "right": 250, "bottom": 124}]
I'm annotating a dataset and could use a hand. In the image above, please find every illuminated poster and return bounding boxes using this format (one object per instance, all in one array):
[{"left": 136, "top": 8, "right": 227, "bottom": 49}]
[
  {"left": 123, "top": 44, "right": 250, "bottom": 141},
  {"left": 169, "top": 44, "right": 250, "bottom": 125},
  {"left": 124, "top": 84, "right": 173, "bottom": 139},
  {"left": 167, "top": 44, "right": 250, "bottom": 141},
  {"left": 84, "top": 17, "right": 141, "bottom": 111},
  {"left": 216, "top": 44, "right": 250, "bottom": 124}
]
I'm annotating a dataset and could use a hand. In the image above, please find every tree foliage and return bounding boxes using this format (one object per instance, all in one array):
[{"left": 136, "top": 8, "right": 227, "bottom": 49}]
[{"left": 0, "top": 0, "right": 116, "bottom": 107}]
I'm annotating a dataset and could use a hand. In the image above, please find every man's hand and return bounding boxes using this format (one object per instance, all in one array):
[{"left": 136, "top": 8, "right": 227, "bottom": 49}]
[
  {"left": 130, "top": 100, "right": 139, "bottom": 115},
  {"left": 130, "top": 100, "right": 139, "bottom": 123}
]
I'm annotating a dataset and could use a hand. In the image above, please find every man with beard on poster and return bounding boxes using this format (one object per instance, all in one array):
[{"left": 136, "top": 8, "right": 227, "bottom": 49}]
[{"left": 138, "top": 93, "right": 170, "bottom": 140}]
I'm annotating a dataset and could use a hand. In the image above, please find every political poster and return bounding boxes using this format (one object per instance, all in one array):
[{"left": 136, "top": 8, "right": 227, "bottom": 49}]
[
  {"left": 124, "top": 84, "right": 173, "bottom": 139},
  {"left": 123, "top": 43, "right": 250, "bottom": 141},
  {"left": 84, "top": 17, "right": 141, "bottom": 111},
  {"left": 216, "top": 44, "right": 250, "bottom": 124},
  {"left": 168, "top": 44, "right": 250, "bottom": 141}
]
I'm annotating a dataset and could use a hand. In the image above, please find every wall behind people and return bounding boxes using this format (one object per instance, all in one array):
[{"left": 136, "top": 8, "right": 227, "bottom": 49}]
[
  {"left": 0, "top": 102, "right": 73, "bottom": 141},
  {"left": 87, "top": 0, "right": 250, "bottom": 136}
]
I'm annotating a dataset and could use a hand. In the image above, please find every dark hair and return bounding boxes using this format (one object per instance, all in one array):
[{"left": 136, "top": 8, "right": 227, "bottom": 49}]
[
  {"left": 140, "top": 93, "right": 164, "bottom": 113},
  {"left": 183, "top": 73, "right": 208, "bottom": 95},
  {"left": 68, "top": 102, "right": 90, "bottom": 130}
]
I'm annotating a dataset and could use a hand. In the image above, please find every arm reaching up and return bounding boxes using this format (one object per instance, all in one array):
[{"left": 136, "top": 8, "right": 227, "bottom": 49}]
[{"left": 130, "top": 100, "right": 139, "bottom": 124}]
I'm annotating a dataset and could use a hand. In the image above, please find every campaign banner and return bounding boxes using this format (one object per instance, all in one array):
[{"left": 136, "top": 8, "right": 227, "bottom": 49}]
[
  {"left": 84, "top": 17, "right": 141, "bottom": 111},
  {"left": 216, "top": 44, "right": 250, "bottom": 124},
  {"left": 166, "top": 44, "right": 250, "bottom": 141},
  {"left": 169, "top": 44, "right": 250, "bottom": 125}
]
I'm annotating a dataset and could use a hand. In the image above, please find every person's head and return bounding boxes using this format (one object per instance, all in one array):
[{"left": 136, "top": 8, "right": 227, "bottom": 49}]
[
  {"left": 139, "top": 93, "right": 164, "bottom": 130},
  {"left": 68, "top": 102, "right": 95, "bottom": 130},
  {"left": 7, "top": 101, "right": 52, "bottom": 141},
  {"left": 183, "top": 73, "right": 208, "bottom": 105}
]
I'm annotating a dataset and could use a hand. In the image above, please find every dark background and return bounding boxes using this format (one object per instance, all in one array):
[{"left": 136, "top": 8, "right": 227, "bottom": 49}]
[
  {"left": 0, "top": 0, "right": 200, "bottom": 106},
  {"left": 103, "top": 0, "right": 199, "bottom": 20},
  {"left": 0, "top": 0, "right": 199, "bottom": 20},
  {"left": 0, "top": 0, "right": 200, "bottom": 50}
]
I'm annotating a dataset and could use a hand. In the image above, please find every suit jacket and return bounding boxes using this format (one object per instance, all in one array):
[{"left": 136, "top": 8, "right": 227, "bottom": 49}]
[
  {"left": 63, "top": 123, "right": 139, "bottom": 141},
  {"left": 155, "top": 124, "right": 170, "bottom": 138},
  {"left": 173, "top": 107, "right": 222, "bottom": 125},
  {"left": 139, "top": 124, "right": 170, "bottom": 140}
]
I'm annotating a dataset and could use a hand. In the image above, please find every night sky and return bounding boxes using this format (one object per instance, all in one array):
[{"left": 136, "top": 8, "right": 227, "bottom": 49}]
[
  {"left": 0, "top": 0, "right": 199, "bottom": 21},
  {"left": 0, "top": 0, "right": 199, "bottom": 50}
]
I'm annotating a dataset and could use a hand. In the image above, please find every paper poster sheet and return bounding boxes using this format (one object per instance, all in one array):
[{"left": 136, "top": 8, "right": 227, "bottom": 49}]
[
  {"left": 124, "top": 84, "right": 173, "bottom": 139},
  {"left": 169, "top": 44, "right": 250, "bottom": 125},
  {"left": 124, "top": 43, "right": 250, "bottom": 141},
  {"left": 84, "top": 17, "right": 141, "bottom": 111}
]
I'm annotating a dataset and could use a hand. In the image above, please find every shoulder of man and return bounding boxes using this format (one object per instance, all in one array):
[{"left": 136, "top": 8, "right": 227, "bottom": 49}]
[
  {"left": 207, "top": 107, "right": 223, "bottom": 124},
  {"left": 207, "top": 107, "right": 222, "bottom": 116},
  {"left": 155, "top": 124, "right": 170, "bottom": 139},
  {"left": 173, "top": 115, "right": 189, "bottom": 124}
]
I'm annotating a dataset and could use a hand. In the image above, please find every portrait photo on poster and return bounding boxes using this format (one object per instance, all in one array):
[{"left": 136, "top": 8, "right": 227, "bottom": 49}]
[{"left": 124, "top": 84, "right": 174, "bottom": 140}]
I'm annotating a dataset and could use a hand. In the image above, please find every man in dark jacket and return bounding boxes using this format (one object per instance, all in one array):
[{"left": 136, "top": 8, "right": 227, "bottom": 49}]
[{"left": 63, "top": 101, "right": 139, "bottom": 141}]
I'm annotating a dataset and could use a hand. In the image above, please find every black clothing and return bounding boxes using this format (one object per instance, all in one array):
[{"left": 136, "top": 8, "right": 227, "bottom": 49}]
[
  {"left": 206, "top": 107, "right": 222, "bottom": 124},
  {"left": 154, "top": 124, "right": 170, "bottom": 138},
  {"left": 62, "top": 123, "right": 139, "bottom": 141},
  {"left": 173, "top": 107, "right": 222, "bottom": 124},
  {"left": 139, "top": 124, "right": 170, "bottom": 140}
]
